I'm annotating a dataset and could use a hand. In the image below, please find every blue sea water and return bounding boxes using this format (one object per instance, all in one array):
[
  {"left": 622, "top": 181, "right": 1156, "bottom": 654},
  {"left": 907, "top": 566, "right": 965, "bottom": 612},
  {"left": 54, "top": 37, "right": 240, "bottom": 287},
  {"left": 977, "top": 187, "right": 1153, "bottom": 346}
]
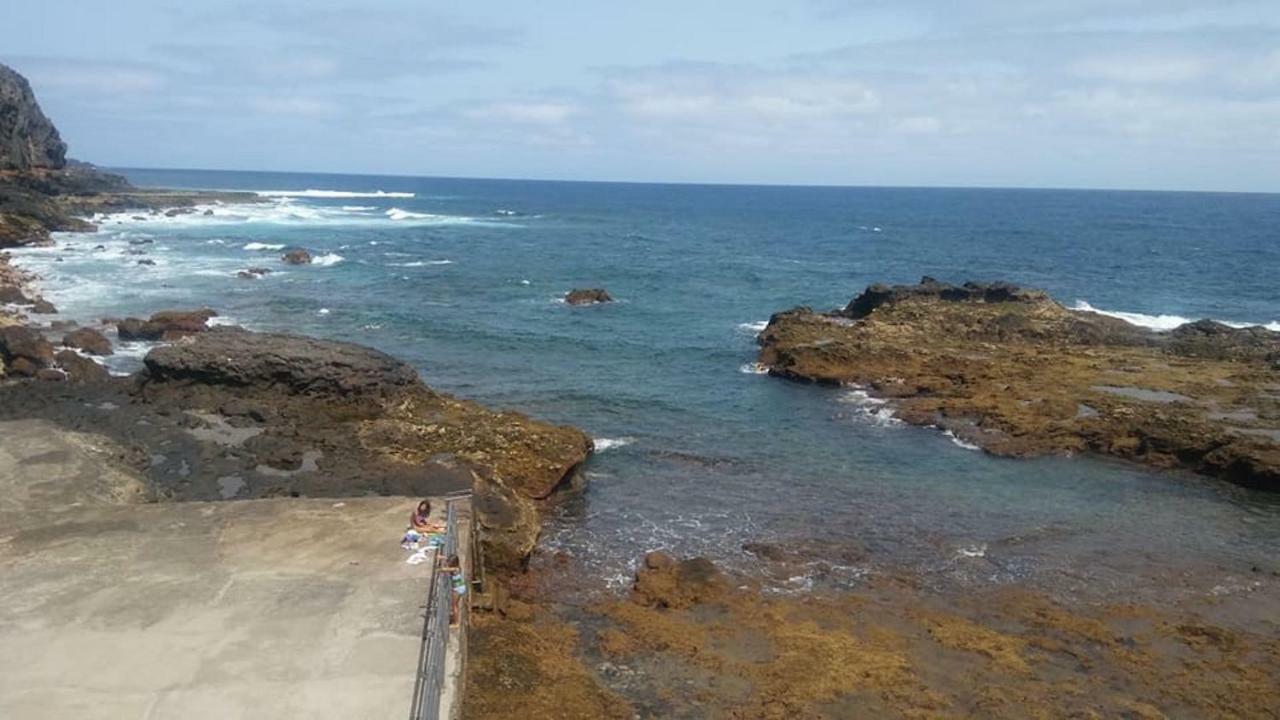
[{"left": 15, "top": 168, "right": 1280, "bottom": 600}]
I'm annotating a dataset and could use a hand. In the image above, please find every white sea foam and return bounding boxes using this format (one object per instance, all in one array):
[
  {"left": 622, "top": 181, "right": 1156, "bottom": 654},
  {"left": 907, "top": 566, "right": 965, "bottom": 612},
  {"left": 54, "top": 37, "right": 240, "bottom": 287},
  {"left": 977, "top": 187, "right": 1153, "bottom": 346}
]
[
  {"left": 317, "top": 308, "right": 331, "bottom": 315},
  {"left": 386, "top": 208, "right": 433, "bottom": 221},
  {"left": 594, "top": 437, "right": 635, "bottom": 452},
  {"left": 342, "top": 205, "right": 377, "bottom": 211},
  {"left": 390, "top": 260, "right": 454, "bottom": 267},
  {"left": 255, "top": 189, "right": 415, "bottom": 199},
  {"left": 243, "top": 242, "right": 285, "bottom": 251},
  {"left": 836, "top": 387, "right": 901, "bottom": 427},
  {"left": 943, "top": 430, "right": 981, "bottom": 451},
  {"left": 1073, "top": 300, "right": 1280, "bottom": 332},
  {"left": 956, "top": 543, "right": 988, "bottom": 559},
  {"left": 737, "top": 320, "right": 768, "bottom": 335},
  {"left": 739, "top": 362, "right": 769, "bottom": 375},
  {"left": 311, "top": 253, "right": 344, "bottom": 266}
]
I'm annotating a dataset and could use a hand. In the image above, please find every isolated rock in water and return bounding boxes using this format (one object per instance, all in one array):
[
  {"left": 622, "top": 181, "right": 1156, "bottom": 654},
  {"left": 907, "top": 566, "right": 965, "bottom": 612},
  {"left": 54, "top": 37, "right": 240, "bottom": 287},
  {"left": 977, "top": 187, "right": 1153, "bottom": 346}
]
[
  {"left": 565, "top": 288, "right": 613, "bottom": 305},
  {"left": 116, "top": 308, "right": 217, "bottom": 341},
  {"left": 237, "top": 267, "right": 272, "bottom": 280},
  {"left": 632, "top": 553, "right": 729, "bottom": 609},
  {"left": 63, "top": 326, "right": 113, "bottom": 356},
  {"left": 0, "top": 325, "right": 55, "bottom": 370},
  {"left": 0, "top": 63, "right": 67, "bottom": 171},
  {"left": 759, "top": 277, "right": 1280, "bottom": 491},
  {"left": 282, "top": 249, "right": 312, "bottom": 265},
  {"left": 54, "top": 349, "right": 108, "bottom": 383},
  {"left": 142, "top": 327, "right": 419, "bottom": 399},
  {"left": 30, "top": 297, "right": 56, "bottom": 314}
]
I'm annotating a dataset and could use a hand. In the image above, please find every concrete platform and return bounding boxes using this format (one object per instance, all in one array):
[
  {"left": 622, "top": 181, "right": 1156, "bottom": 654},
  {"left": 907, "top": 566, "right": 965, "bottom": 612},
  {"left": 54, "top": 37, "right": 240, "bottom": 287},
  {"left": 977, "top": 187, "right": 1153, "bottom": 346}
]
[{"left": 0, "top": 420, "right": 456, "bottom": 720}]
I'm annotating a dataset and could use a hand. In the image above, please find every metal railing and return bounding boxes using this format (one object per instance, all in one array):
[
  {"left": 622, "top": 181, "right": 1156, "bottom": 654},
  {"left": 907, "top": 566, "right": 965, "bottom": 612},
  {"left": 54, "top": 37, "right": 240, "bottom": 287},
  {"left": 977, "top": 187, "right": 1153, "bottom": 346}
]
[{"left": 409, "top": 495, "right": 464, "bottom": 720}]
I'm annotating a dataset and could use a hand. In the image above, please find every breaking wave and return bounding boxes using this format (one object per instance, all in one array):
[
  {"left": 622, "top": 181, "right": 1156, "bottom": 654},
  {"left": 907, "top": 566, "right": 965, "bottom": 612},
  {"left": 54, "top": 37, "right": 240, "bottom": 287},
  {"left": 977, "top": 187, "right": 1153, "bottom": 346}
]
[
  {"left": 255, "top": 189, "right": 415, "bottom": 198},
  {"left": 1073, "top": 300, "right": 1280, "bottom": 332}
]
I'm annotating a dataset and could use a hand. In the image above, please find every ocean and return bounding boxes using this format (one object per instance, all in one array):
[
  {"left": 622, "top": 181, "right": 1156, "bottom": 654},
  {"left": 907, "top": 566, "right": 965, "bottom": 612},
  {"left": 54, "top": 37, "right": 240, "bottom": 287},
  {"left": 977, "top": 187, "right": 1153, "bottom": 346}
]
[{"left": 14, "top": 168, "right": 1280, "bottom": 602}]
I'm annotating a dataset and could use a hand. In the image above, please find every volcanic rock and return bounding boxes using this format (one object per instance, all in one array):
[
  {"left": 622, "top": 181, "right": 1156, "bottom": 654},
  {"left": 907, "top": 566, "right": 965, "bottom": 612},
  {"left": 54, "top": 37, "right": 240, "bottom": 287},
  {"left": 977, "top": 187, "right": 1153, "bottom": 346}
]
[
  {"left": 0, "top": 63, "right": 66, "bottom": 171},
  {"left": 282, "top": 249, "right": 312, "bottom": 265},
  {"left": 759, "top": 277, "right": 1280, "bottom": 490},
  {"left": 63, "top": 326, "right": 112, "bottom": 356},
  {"left": 54, "top": 349, "right": 109, "bottom": 383},
  {"left": 0, "top": 324, "right": 54, "bottom": 369},
  {"left": 565, "top": 288, "right": 613, "bottom": 306},
  {"left": 632, "top": 552, "right": 729, "bottom": 609},
  {"left": 116, "top": 308, "right": 217, "bottom": 341}
]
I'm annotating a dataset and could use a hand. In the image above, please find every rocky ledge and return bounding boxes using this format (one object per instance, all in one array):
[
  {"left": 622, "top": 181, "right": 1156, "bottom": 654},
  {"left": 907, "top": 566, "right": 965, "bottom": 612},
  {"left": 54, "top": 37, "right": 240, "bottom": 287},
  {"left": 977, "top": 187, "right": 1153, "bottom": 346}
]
[
  {"left": 759, "top": 278, "right": 1280, "bottom": 490},
  {"left": 0, "top": 327, "right": 593, "bottom": 571}
]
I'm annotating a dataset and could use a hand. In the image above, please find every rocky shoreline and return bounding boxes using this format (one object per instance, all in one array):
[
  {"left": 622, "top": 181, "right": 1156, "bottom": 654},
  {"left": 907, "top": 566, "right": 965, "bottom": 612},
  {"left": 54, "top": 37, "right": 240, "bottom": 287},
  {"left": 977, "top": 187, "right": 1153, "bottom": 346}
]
[{"left": 758, "top": 278, "right": 1280, "bottom": 491}]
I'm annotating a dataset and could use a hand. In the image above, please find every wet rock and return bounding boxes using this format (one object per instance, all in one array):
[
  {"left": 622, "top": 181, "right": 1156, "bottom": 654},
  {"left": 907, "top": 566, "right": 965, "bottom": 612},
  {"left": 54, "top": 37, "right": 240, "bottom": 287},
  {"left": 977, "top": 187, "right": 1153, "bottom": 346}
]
[
  {"left": 136, "top": 259, "right": 155, "bottom": 266},
  {"left": 237, "top": 267, "right": 272, "bottom": 280},
  {"left": 632, "top": 553, "right": 729, "bottom": 609},
  {"left": 565, "top": 288, "right": 613, "bottom": 306},
  {"left": 281, "top": 249, "right": 312, "bottom": 265},
  {"left": 760, "top": 278, "right": 1280, "bottom": 491},
  {"left": 31, "top": 297, "right": 56, "bottom": 314},
  {"left": 117, "top": 308, "right": 217, "bottom": 341},
  {"left": 0, "top": 325, "right": 54, "bottom": 369},
  {"left": 35, "top": 367, "right": 66, "bottom": 382},
  {"left": 54, "top": 349, "right": 108, "bottom": 383},
  {"left": 63, "top": 326, "right": 112, "bottom": 356},
  {"left": 0, "top": 285, "right": 30, "bottom": 303}
]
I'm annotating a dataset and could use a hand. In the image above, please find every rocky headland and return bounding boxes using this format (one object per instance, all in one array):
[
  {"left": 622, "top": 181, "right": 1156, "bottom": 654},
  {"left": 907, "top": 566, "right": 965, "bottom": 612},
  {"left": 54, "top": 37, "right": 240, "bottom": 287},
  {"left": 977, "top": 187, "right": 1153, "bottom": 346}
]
[
  {"left": 0, "top": 62, "right": 257, "bottom": 250},
  {"left": 758, "top": 277, "right": 1280, "bottom": 490}
]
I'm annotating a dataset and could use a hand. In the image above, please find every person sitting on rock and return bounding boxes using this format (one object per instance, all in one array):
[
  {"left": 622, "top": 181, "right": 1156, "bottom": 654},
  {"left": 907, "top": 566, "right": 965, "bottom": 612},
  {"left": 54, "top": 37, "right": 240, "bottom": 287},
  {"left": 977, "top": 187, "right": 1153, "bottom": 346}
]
[{"left": 410, "top": 499, "right": 445, "bottom": 534}]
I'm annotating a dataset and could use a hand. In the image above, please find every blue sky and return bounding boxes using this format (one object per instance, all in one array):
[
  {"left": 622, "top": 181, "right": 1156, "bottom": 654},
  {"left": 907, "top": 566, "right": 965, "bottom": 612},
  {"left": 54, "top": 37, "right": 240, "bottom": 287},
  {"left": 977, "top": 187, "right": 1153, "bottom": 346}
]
[{"left": 5, "top": 1, "right": 1279, "bottom": 190}]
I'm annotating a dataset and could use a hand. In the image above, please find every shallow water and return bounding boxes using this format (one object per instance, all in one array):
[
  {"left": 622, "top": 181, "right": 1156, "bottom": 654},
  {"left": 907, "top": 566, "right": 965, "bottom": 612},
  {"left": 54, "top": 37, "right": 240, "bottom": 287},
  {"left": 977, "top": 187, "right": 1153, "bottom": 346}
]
[{"left": 14, "top": 169, "right": 1280, "bottom": 603}]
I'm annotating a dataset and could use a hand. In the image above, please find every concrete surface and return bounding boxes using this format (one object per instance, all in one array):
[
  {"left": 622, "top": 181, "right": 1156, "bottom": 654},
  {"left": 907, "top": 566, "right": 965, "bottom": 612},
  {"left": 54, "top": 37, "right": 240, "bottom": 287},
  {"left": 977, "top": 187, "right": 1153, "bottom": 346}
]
[{"left": 0, "top": 418, "right": 465, "bottom": 720}]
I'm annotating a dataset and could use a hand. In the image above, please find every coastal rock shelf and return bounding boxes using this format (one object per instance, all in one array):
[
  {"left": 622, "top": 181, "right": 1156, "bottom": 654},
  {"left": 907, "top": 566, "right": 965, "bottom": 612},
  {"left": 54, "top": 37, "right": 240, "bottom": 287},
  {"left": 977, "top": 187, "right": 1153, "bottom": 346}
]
[{"left": 758, "top": 278, "right": 1280, "bottom": 490}]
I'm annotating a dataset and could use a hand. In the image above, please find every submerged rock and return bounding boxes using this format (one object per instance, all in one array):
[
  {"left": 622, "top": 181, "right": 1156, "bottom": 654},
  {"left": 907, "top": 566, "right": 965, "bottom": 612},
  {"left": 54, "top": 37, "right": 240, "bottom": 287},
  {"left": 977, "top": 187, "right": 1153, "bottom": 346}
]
[
  {"left": 565, "top": 288, "right": 613, "bottom": 306},
  {"left": 760, "top": 277, "right": 1280, "bottom": 490}
]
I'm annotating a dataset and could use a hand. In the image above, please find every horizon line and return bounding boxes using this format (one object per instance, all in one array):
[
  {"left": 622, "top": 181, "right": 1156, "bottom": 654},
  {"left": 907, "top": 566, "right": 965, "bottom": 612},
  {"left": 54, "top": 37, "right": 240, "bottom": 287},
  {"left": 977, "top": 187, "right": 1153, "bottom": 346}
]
[{"left": 106, "top": 164, "right": 1280, "bottom": 197}]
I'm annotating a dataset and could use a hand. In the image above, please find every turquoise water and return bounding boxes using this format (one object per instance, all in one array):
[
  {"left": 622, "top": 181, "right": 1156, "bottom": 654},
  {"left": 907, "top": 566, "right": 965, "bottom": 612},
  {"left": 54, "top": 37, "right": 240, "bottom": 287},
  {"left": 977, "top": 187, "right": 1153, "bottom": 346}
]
[{"left": 16, "top": 169, "right": 1280, "bottom": 600}]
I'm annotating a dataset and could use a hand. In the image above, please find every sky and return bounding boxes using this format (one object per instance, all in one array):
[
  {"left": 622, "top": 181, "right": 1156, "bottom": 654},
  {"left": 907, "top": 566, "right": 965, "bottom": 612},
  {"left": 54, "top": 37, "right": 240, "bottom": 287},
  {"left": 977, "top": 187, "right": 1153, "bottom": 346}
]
[{"left": 4, "top": 1, "right": 1280, "bottom": 191}]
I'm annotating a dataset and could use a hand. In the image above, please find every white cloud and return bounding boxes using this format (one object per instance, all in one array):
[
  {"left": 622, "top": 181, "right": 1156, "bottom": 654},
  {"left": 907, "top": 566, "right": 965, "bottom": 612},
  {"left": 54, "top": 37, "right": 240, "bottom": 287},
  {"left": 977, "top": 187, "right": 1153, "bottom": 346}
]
[
  {"left": 464, "top": 102, "right": 577, "bottom": 125},
  {"left": 247, "top": 96, "right": 339, "bottom": 117}
]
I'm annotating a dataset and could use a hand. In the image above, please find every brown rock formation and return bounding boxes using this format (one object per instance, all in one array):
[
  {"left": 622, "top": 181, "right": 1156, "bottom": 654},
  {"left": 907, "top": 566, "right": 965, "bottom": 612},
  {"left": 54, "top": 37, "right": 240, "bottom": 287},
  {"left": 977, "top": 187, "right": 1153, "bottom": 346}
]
[
  {"left": 759, "top": 278, "right": 1280, "bottom": 490},
  {"left": 63, "top": 326, "right": 112, "bottom": 356},
  {"left": 116, "top": 308, "right": 217, "bottom": 341},
  {"left": 0, "top": 325, "right": 54, "bottom": 374},
  {"left": 281, "top": 249, "right": 312, "bottom": 265},
  {"left": 565, "top": 288, "right": 613, "bottom": 306}
]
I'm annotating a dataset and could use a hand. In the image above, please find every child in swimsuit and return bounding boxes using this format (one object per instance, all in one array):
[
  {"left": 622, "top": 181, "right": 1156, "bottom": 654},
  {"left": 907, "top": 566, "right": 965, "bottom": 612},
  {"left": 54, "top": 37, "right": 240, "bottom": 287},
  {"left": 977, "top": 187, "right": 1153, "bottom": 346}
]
[{"left": 441, "top": 554, "right": 467, "bottom": 626}]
